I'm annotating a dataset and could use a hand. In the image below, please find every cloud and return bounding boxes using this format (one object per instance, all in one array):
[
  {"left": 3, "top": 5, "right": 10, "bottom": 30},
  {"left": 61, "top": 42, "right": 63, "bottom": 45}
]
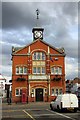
[
  {"left": 2, "top": 2, "right": 77, "bottom": 29},
  {"left": 1, "top": 2, "right": 78, "bottom": 80},
  {"left": 2, "top": 2, "right": 37, "bottom": 29},
  {"left": 78, "top": 2, "right": 80, "bottom": 64},
  {"left": 1, "top": 64, "right": 12, "bottom": 79},
  {"left": 65, "top": 57, "right": 78, "bottom": 79},
  {"left": 2, "top": 29, "right": 31, "bottom": 46}
]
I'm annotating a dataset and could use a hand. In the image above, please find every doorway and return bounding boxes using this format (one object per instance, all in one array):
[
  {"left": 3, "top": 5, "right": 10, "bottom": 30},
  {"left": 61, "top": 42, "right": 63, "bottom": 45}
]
[{"left": 36, "top": 88, "right": 43, "bottom": 101}]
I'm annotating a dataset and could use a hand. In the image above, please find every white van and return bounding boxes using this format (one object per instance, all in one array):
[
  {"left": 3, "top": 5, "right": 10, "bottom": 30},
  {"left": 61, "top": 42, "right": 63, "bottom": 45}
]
[{"left": 50, "top": 93, "right": 78, "bottom": 112}]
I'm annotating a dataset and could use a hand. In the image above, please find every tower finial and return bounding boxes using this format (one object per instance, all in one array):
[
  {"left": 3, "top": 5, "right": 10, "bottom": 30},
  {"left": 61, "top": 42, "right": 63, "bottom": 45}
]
[
  {"left": 32, "top": 9, "right": 44, "bottom": 41},
  {"left": 36, "top": 9, "right": 39, "bottom": 20}
]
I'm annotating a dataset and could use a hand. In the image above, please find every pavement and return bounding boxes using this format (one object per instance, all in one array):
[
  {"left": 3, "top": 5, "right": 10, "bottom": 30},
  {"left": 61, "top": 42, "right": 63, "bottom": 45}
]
[{"left": 1, "top": 102, "right": 80, "bottom": 120}]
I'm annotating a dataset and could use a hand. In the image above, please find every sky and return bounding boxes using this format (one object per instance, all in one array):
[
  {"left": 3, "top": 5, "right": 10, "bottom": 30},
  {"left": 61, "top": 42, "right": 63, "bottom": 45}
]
[{"left": 0, "top": 0, "right": 79, "bottom": 81}]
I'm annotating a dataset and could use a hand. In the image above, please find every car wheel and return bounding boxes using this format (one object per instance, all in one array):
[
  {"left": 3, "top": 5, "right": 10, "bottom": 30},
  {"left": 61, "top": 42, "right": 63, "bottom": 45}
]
[
  {"left": 57, "top": 105, "right": 60, "bottom": 112},
  {"left": 74, "top": 108, "right": 77, "bottom": 113},
  {"left": 50, "top": 104, "right": 53, "bottom": 110}
]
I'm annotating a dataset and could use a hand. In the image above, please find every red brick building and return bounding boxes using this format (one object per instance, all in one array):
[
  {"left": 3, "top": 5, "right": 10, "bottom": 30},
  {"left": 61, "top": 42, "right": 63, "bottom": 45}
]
[{"left": 12, "top": 27, "right": 66, "bottom": 103}]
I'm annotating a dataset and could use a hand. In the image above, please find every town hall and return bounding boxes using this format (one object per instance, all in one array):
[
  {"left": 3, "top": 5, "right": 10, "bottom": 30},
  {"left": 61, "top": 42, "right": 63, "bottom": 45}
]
[{"left": 12, "top": 9, "right": 66, "bottom": 103}]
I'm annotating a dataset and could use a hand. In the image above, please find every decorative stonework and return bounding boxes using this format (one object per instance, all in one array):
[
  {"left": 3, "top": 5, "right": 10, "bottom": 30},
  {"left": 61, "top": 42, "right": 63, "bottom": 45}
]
[{"left": 29, "top": 75, "right": 50, "bottom": 80}]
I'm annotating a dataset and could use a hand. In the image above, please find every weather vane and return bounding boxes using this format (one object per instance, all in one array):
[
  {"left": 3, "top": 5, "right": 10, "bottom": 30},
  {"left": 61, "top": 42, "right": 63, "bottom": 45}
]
[{"left": 36, "top": 9, "right": 40, "bottom": 20}]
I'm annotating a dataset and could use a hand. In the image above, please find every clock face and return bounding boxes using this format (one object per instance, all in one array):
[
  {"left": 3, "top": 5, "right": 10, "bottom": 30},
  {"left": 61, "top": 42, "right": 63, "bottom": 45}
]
[{"left": 34, "top": 31, "right": 42, "bottom": 38}]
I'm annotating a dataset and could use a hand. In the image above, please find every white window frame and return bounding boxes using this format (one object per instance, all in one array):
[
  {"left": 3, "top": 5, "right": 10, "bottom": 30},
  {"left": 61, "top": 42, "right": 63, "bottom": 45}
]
[
  {"left": 15, "top": 88, "right": 22, "bottom": 96},
  {"left": 51, "top": 88, "right": 62, "bottom": 96},
  {"left": 55, "top": 68, "right": 58, "bottom": 75},
  {"left": 31, "top": 89, "right": 34, "bottom": 97},
  {"left": 33, "top": 67, "right": 36, "bottom": 74},
  {"left": 42, "top": 52, "right": 45, "bottom": 60},
  {"left": 33, "top": 52, "right": 36, "bottom": 60},
  {"left": 23, "top": 67, "right": 28, "bottom": 74},
  {"left": 37, "top": 52, "right": 41, "bottom": 60},
  {"left": 56, "top": 89, "right": 58, "bottom": 95},
  {"left": 58, "top": 67, "right": 62, "bottom": 75},
  {"left": 16, "top": 66, "right": 27, "bottom": 75},
  {"left": 41, "top": 67, "right": 46, "bottom": 74},
  {"left": 20, "top": 67, "right": 23, "bottom": 74},
  {"left": 59, "top": 89, "right": 62, "bottom": 94},
  {"left": 51, "top": 66, "right": 62, "bottom": 75},
  {"left": 51, "top": 67, "right": 55, "bottom": 74},
  {"left": 52, "top": 88, "right": 55, "bottom": 96},
  {"left": 16, "top": 67, "right": 19, "bottom": 74},
  {"left": 37, "top": 67, "right": 41, "bottom": 74},
  {"left": 33, "top": 52, "right": 45, "bottom": 60},
  {"left": 33, "top": 67, "right": 46, "bottom": 74},
  {"left": 44, "top": 88, "right": 47, "bottom": 93}
]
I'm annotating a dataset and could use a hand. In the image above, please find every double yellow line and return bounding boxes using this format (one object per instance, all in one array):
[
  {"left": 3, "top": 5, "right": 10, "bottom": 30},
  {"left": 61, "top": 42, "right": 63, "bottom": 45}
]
[{"left": 23, "top": 110, "right": 35, "bottom": 120}]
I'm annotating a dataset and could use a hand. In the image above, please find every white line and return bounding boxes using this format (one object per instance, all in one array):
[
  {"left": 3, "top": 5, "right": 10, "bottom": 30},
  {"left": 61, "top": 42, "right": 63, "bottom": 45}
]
[
  {"left": 33, "top": 113, "right": 57, "bottom": 117},
  {"left": 47, "top": 109, "right": 76, "bottom": 120},
  {"left": 23, "top": 110, "right": 35, "bottom": 120},
  {"left": 23, "top": 109, "right": 45, "bottom": 111}
]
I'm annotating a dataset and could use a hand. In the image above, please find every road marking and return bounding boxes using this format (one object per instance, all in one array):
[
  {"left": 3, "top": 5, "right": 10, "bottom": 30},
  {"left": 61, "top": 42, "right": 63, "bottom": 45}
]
[
  {"left": 23, "top": 110, "right": 35, "bottom": 120},
  {"left": 2, "top": 109, "right": 21, "bottom": 112},
  {"left": 2, "top": 115, "right": 26, "bottom": 118},
  {"left": 47, "top": 109, "right": 76, "bottom": 120},
  {"left": 33, "top": 113, "right": 57, "bottom": 117},
  {"left": 23, "top": 108, "right": 45, "bottom": 111}
]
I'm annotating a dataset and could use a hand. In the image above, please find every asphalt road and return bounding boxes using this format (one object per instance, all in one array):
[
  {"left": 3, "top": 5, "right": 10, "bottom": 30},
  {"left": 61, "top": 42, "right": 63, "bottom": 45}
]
[{"left": 1, "top": 102, "right": 80, "bottom": 120}]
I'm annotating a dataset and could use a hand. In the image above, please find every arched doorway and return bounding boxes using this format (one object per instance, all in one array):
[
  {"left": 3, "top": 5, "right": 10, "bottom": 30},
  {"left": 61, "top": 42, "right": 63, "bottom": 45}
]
[{"left": 35, "top": 88, "right": 43, "bottom": 101}]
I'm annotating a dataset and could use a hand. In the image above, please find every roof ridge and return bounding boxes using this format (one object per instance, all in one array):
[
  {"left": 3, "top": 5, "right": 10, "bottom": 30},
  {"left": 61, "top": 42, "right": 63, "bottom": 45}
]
[{"left": 12, "top": 39, "right": 65, "bottom": 55}]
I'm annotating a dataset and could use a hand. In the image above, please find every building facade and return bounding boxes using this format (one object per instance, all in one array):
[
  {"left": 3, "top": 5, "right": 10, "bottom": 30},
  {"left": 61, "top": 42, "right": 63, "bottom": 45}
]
[
  {"left": 12, "top": 27, "right": 66, "bottom": 103},
  {"left": 0, "top": 74, "right": 6, "bottom": 98},
  {"left": 66, "top": 78, "right": 80, "bottom": 93}
]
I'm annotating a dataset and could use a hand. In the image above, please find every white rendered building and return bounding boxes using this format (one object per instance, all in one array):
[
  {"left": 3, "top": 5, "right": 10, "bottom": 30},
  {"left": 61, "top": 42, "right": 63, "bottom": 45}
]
[
  {"left": 0, "top": 74, "right": 6, "bottom": 98},
  {"left": 71, "top": 83, "right": 80, "bottom": 97}
]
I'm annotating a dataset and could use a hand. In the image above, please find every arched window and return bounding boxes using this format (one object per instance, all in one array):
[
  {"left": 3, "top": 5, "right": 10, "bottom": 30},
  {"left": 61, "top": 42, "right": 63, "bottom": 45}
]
[
  {"left": 16, "top": 66, "right": 28, "bottom": 74},
  {"left": 33, "top": 52, "right": 36, "bottom": 60},
  {"left": 42, "top": 52, "right": 45, "bottom": 60},
  {"left": 33, "top": 52, "right": 45, "bottom": 60},
  {"left": 51, "top": 66, "right": 62, "bottom": 75}
]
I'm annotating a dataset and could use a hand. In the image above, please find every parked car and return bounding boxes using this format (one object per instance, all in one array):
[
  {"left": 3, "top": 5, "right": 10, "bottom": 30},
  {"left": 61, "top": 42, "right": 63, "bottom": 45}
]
[{"left": 50, "top": 93, "right": 78, "bottom": 112}]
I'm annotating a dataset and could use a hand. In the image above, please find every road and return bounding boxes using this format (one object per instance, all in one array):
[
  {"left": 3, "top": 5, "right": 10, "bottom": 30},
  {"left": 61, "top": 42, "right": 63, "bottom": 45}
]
[{"left": 1, "top": 102, "right": 80, "bottom": 120}]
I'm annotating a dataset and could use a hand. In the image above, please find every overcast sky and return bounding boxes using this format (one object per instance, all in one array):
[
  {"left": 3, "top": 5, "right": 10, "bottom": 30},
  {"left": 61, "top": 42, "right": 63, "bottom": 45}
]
[{"left": 0, "top": 1, "right": 79, "bottom": 81}]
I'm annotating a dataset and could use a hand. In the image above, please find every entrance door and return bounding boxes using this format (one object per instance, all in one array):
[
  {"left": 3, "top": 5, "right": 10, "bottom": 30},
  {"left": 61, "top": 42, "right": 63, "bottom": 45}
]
[{"left": 36, "top": 88, "right": 43, "bottom": 101}]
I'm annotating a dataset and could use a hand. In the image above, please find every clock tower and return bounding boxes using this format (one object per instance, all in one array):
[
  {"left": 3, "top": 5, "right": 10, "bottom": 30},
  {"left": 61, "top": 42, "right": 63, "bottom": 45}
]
[
  {"left": 32, "top": 27, "right": 44, "bottom": 41},
  {"left": 32, "top": 9, "right": 44, "bottom": 41}
]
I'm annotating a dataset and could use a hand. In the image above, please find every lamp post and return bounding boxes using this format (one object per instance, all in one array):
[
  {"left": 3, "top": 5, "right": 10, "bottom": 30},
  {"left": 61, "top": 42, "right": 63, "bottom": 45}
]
[
  {"left": 1, "top": 82, "right": 3, "bottom": 98},
  {"left": 47, "top": 74, "right": 50, "bottom": 102}
]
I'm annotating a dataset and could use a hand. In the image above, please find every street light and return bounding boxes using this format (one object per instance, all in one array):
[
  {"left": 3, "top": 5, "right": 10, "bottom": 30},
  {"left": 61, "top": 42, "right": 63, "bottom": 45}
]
[{"left": 1, "top": 82, "right": 3, "bottom": 98}]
